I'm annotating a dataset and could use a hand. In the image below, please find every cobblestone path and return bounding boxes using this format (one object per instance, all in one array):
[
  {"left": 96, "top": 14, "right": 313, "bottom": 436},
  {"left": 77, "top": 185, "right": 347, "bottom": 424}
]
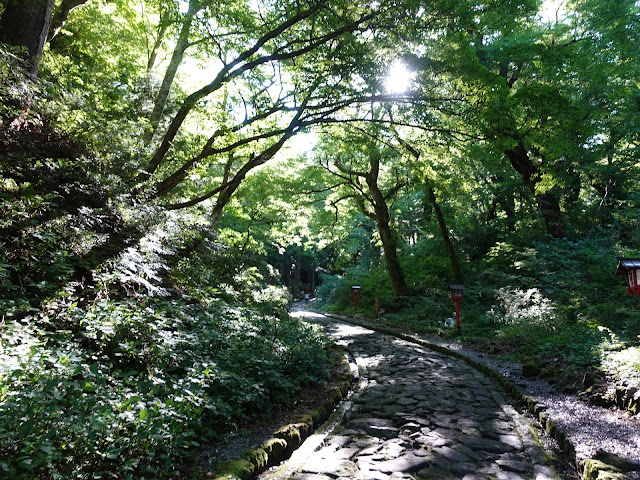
[{"left": 260, "top": 311, "right": 563, "bottom": 480}]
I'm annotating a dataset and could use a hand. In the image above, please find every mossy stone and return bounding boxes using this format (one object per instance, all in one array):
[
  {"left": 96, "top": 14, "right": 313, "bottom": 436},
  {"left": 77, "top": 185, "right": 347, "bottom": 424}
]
[
  {"left": 625, "top": 388, "right": 638, "bottom": 413},
  {"left": 262, "top": 437, "right": 288, "bottom": 464},
  {"left": 241, "top": 448, "right": 268, "bottom": 470},
  {"left": 339, "top": 381, "right": 350, "bottom": 396},
  {"left": 213, "top": 459, "right": 255, "bottom": 480},
  {"left": 274, "top": 424, "right": 302, "bottom": 450},
  {"left": 329, "top": 386, "right": 343, "bottom": 405},
  {"left": 545, "top": 418, "right": 556, "bottom": 435},
  {"left": 292, "top": 414, "right": 314, "bottom": 429},
  {"left": 583, "top": 370, "right": 599, "bottom": 388},
  {"left": 309, "top": 407, "right": 326, "bottom": 427},
  {"left": 582, "top": 459, "right": 627, "bottom": 480},
  {"left": 594, "top": 451, "right": 640, "bottom": 473},
  {"left": 292, "top": 421, "right": 311, "bottom": 438}
]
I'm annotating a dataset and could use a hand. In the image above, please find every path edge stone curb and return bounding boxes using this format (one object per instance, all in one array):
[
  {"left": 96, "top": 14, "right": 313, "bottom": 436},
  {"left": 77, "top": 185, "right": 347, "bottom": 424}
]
[
  {"left": 210, "top": 349, "right": 356, "bottom": 480},
  {"left": 319, "top": 312, "right": 631, "bottom": 480}
]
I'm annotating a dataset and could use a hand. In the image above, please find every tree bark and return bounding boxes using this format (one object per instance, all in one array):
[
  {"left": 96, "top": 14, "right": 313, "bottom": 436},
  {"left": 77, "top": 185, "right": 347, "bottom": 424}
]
[
  {"left": 393, "top": 135, "right": 463, "bottom": 284},
  {"left": 376, "top": 212, "right": 409, "bottom": 297},
  {"left": 147, "top": 17, "right": 169, "bottom": 72},
  {"left": 309, "top": 268, "right": 316, "bottom": 294},
  {"left": 0, "top": 0, "right": 55, "bottom": 76},
  {"left": 426, "top": 183, "right": 463, "bottom": 283},
  {"left": 144, "top": 0, "right": 200, "bottom": 144},
  {"left": 505, "top": 144, "right": 566, "bottom": 238},
  {"left": 47, "top": 0, "right": 90, "bottom": 42},
  {"left": 365, "top": 149, "right": 410, "bottom": 297},
  {"left": 280, "top": 261, "right": 291, "bottom": 288}
]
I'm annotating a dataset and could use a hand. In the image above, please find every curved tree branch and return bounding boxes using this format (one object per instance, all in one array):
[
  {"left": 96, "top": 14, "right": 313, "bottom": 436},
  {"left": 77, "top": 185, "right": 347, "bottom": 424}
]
[{"left": 47, "top": 0, "right": 89, "bottom": 42}]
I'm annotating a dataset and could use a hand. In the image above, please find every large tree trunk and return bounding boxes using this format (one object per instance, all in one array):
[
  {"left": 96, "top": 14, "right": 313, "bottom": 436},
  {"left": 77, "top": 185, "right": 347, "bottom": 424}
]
[
  {"left": 505, "top": 144, "right": 566, "bottom": 238},
  {"left": 426, "top": 183, "right": 463, "bottom": 283},
  {"left": 366, "top": 150, "right": 409, "bottom": 297},
  {"left": 0, "top": 0, "right": 55, "bottom": 76},
  {"left": 377, "top": 214, "right": 410, "bottom": 297},
  {"left": 309, "top": 268, "right": 316, "bottom": 294}
]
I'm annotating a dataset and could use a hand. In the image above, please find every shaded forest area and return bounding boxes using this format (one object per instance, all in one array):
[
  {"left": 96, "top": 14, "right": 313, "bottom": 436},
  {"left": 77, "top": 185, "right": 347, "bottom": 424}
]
[{"left": 1, "top": 0, "right": 639, "bottom": 478}]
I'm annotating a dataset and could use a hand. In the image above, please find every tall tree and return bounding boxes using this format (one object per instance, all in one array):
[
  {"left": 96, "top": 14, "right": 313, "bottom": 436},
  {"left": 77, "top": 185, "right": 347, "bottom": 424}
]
[
  {"left": 449, "top": 19, "right": 573, "bottom": 238},
  {"left": 314, "top": 133, "right": 410, "bottom": 297},
  {"left": 394, "top": 135, "right": 463, "bottom": 283},
  {"left": 0, "top": 0, "right": 55, "bottom": 75},
  {"left": 142, "top": 0, "right": 451, "bottom": 220},
  {"left": 388, "top": 0, "right": 575, "bottom": 238}
]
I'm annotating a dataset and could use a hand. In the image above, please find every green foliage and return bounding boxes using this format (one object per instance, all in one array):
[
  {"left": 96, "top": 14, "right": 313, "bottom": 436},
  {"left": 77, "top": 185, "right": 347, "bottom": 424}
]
[
  {"left": 2, "top": 0, "right": 640, "bottom": 476},
  {"left": 0, "top": 44, "right": 34, "bottom": 119},
  {"left": 0, "top": 293, "right": 331, "bottom": 479},
  {"left": 0, "top": 189, "right": 330, "bottom": 479}
]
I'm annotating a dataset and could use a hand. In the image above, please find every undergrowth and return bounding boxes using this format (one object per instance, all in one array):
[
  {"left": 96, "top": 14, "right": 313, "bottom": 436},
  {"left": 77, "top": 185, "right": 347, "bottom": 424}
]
[
  {"left": 0, "top": 196, "right": 332, "bottom": 479},
  {"left": 317, "top": 236, "right": 640, "bottom": 392},
  {"left": 0, "top": 295, "right": 330, "bottom": 479}
]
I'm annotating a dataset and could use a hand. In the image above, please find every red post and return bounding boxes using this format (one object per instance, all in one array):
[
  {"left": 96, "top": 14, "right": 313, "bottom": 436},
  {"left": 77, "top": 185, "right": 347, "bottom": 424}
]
[
  {"left": 352, "top": 286, "right": 361, "bottom": 313},
  {"left": 449, "top": 284, "right": 465, "bottom": 330}
]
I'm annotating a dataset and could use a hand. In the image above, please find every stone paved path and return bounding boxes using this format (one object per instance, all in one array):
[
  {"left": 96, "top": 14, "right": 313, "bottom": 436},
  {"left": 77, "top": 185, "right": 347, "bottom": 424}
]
[{"left": 259, "top": 310, "right": 563, "bottom": 480}]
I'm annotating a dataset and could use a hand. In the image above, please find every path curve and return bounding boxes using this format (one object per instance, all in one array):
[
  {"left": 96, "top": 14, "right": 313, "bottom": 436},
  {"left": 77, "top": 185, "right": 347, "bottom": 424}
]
[{"left": 259, "top": 309, "right": 566, "bottom": 480}]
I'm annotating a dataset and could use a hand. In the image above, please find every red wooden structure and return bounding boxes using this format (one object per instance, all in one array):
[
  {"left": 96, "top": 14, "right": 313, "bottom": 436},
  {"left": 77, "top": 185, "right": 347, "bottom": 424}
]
[
  {"left": 616, "top": 257, "right": 640, "bottom": 296},
  {"left": 448, "top": 284, "right": 465, "bottom": 329},
  {"left": 352, "top": 285, "right": 361, "bottom": 312}
]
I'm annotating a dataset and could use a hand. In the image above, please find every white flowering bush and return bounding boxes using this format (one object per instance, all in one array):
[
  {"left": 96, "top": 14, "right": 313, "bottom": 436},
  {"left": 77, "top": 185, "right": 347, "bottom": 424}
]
[{"left": 488, "top": 287, "right": 556, "bottom": 326}]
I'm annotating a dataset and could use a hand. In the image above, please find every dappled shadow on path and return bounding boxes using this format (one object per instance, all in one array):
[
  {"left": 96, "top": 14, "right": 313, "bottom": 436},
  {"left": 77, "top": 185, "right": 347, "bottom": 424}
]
[{"left": 267, "top": 307, "right": 569, "bottom": 480}]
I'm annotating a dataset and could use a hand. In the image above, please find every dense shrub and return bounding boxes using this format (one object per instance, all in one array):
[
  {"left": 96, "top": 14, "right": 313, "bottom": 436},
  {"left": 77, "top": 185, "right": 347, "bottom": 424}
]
[{"left": 0, "top": 295, "right": 331, "bottom": 479}]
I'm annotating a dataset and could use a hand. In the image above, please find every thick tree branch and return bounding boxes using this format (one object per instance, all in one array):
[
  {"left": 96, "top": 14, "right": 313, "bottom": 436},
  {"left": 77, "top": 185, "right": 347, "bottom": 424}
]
[
  {"left": 154, "top": 125, "right": 292, "bottom": 197},
  {"left": 300, "top": 182, "right": 350, "bottom": 194},
  {"left": 145, "top": 0, "right": 331, "bottom": 175},
  {"left": 47, "top": 0, "right": 89, "bottom": 42},
  {"left": 145, "top": 1, "right": 382, "bottom": 177},
  {"left": 164, "top": 84, "right": 315, "bottom": 212},
  {"left": 319, "top": 158, "right": 371, "bottom": 202},
  {"left": 144, "top": 0, "right": 202, "bottom": 144}
]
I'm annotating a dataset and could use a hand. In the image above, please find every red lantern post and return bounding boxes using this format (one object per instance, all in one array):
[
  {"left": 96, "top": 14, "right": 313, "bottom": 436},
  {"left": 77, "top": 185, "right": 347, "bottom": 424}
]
[
  {"left": 352, "top": 286, "right": 361, "bottom": 313},
  {"left": 448, "top": 284, "right": 465, "bottom": 329}
]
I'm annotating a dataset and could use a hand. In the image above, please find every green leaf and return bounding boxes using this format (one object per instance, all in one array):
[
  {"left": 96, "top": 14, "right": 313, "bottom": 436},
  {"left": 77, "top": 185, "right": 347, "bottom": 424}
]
[{"left": 39, "top": 444, "right": 55, "bottom": 454}]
